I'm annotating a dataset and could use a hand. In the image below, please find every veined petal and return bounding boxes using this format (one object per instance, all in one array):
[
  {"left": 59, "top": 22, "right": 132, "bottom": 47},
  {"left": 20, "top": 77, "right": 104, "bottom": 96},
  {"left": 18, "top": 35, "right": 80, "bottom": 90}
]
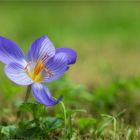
[
  {"left": 5, "top": 62, "right": 33, "bottom": 85},
  {"left": 27, "top": 36, "right": 55, "bottom": 62},
  {"left": 32, "top": 83, "right": 62, "bottom": 106},
  {"left": 0, "top": 36, "right": 25, "bottom": 65},
  {"left": 56, "top": 48, "right": 77, "bottom": 65},
  {"left": 43, "top": 53, "right": 68, "bottom": 82}
]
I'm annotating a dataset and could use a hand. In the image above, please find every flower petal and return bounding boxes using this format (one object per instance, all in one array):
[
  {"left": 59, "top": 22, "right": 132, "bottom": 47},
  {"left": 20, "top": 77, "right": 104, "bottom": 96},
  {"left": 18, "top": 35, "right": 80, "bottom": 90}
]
[
  {"left": 56, "top": 48, "right": 77, "bottom": 64},
  {"left": 5, "top": 62, "right": 33, "bottom": 85},
  {"left": 27, "top": 36, "right": 55, "bottom": 62},
  {"left": 43, "top": 53, "right": 68, "bottom": 82},
  {"left": 0, "top": 36, "right": 25, "bottom": 65},
  {"left": 32, "top": 83, "right": 62, "bottom": 106}
]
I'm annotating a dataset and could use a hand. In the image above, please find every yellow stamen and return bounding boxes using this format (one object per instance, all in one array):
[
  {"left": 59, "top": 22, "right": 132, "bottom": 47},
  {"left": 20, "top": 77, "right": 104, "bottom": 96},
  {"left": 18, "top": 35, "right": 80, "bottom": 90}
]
[
  {"left": 33, "top": 58, "right": 44, "bottom": 76},
  {"left": 24, "top": 57, "right": 54, "bottom": 82},
  {"left": 31, "top": 58, "right": 44, "bottom": 81}
]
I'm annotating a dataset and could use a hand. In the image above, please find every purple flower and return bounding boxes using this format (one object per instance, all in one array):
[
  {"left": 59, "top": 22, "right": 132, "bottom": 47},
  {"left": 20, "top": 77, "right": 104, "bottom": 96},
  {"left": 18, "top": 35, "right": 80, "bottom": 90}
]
[{"left": 0, "top": 36, "right": 77, "bottom": 106}]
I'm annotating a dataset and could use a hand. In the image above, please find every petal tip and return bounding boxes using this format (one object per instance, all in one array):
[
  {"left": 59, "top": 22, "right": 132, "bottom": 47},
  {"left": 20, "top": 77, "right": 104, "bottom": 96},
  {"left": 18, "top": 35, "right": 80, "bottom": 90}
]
[
  {"left": 56, "top": 47, "right": 77, "bottom": 65},
  {"left": 32, "top": 83, "right": 63, "bottom": 107}
]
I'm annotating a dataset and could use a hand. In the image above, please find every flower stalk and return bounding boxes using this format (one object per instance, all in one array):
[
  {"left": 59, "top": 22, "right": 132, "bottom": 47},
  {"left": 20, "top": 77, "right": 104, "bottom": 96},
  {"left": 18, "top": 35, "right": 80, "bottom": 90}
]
[
  {"left": 24, "top": 85, "right": 31, "bottom": 103},
  {"left": 18, "top": 85, "right": 31, "bottom": 121}
]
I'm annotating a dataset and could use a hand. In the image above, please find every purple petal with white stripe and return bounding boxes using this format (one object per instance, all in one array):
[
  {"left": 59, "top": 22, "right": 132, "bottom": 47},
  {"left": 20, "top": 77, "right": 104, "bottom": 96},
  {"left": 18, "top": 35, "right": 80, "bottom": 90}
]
[
  {"left": 32, "top": 83, "right": 62, "bottom": 106},
  {"left": 5, "top": 62, "right": 33, "bottom": 85},
  {"left": 56, "top": 48, "right": 77, "bottom": 65},
  {"left": 27, "top": 36, "right": 55, "bottom": 62},
  {"left": 43, "top": 52, "right": 68, "bottom": 82},
  {"left": 0, "top": 36, "right": 25, "bottom": 65}
]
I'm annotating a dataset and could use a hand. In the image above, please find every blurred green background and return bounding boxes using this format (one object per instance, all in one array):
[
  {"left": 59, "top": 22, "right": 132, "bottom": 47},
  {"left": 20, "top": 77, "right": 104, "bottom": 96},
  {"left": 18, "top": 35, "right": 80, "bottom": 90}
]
[
  {"left": 0, "top": 3, "right": 140, "bottom": 86},
  {"left": 0, "top": 1, "right": 140, "bottom": 139}
]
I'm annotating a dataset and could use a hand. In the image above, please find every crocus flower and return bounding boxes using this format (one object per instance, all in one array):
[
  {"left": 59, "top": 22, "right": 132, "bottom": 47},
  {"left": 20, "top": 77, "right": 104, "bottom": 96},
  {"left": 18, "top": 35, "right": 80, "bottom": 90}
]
[{"left": 0, "top": 36, "right": 77, "bottom": 106}]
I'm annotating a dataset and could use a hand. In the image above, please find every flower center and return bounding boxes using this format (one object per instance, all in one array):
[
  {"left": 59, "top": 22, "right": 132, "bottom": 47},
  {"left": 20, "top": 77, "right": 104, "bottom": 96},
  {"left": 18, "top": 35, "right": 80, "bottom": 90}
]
[{"left": 24, "top": 58, "right": 53, "bottom": 82}]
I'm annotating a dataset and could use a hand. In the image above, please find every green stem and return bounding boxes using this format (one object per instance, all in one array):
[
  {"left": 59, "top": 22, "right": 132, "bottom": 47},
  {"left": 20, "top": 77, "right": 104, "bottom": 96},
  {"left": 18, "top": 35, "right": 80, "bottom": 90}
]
[
  {"left": 24, "top": 85, "right": 31, "bottom": 103},
  {"left": 19, "top": 85, "right": 31, "bottom": 121},
  {"left": 59, "top": 101, "right": 67, "bottom": 138}
]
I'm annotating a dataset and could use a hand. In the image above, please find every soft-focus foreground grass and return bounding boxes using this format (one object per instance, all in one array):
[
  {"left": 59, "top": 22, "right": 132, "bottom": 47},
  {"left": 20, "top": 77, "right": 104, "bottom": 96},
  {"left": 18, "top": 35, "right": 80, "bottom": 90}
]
[{"left": 0, "top": 2, "right": 140, "bottom": 139}]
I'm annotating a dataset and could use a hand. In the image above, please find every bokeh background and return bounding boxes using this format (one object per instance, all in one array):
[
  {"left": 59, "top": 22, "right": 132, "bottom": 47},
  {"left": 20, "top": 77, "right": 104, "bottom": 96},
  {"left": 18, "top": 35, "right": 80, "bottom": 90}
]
[
  {"left": 0, "top": 2, "right": 140, "bottom": 86},
  {"left": 0, "top": 1, "right": 140, "bottom": 138}
]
